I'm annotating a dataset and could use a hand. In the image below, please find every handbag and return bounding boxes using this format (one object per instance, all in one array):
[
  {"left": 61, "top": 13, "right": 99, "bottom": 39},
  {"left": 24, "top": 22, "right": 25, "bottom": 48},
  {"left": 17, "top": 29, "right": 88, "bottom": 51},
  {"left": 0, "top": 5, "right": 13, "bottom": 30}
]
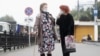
[{"left": 64, "top": 35, "right": 76, "bottom": 53}]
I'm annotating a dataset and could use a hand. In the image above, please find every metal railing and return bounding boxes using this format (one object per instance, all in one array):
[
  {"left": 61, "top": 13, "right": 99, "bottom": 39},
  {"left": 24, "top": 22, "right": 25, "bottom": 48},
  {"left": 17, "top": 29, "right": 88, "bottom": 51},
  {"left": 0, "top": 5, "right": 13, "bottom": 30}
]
[{"left": 0, "top": 31, "right": 35, "bottom": 52}]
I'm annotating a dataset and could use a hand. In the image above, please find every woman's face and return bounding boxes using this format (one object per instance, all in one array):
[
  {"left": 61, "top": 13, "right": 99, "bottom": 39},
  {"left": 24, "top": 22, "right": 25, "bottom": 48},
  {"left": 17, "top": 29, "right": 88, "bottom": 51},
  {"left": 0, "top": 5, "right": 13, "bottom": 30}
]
[
  {"left": 60, "top": 9, "right": 68, "bottom": 15},
  {"left": 42, "top": 5, "right": 48, "bottom": 12},
  {"left": 60, "top": 10, "right": 65, "bottom": 14},
  {"left": 60, "top": 10, "right": 64, "bottom": 14}
]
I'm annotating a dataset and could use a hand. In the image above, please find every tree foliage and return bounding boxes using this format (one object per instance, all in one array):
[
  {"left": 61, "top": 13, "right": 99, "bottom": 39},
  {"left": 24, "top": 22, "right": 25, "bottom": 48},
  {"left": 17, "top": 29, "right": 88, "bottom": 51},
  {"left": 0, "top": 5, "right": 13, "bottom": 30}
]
[
  {"left": 71, "top": 1, "right": 100, "bottom": 21},
  {"left": 0, "top": 15, "right": 16, "bottom": 22}
]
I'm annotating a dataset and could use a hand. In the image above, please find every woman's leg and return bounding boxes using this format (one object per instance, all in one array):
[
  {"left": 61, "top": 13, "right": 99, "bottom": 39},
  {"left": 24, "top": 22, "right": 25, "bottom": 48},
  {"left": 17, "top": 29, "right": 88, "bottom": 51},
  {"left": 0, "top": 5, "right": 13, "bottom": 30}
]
[
  {"left": 61, "top": 36, "right": 70, "bottom": 56},
  {"left": 40, "top": 52, "right": 45, "bottom": 56},
  {"left": 48, "top": 51, "right": 51, "bottom": 54},
  {"left": 61, "top": 38, "right": 66, "bottom": 56},
  {"left": 65, "top": 52, "right": 70, "bottom": 56},
  {"left": 39, "top": 47, "right": 45, "bottom": 56},
  {"left": 47, "top": 51, "right": 52, "bottom": 56}
]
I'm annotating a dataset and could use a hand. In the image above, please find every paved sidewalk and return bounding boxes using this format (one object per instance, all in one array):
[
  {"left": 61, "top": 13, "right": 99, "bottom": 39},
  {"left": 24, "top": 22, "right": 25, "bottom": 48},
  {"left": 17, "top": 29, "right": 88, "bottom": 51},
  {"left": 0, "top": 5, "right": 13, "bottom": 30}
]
[{"left": 0, "top": 43, "right": 100, "bottom": 56}]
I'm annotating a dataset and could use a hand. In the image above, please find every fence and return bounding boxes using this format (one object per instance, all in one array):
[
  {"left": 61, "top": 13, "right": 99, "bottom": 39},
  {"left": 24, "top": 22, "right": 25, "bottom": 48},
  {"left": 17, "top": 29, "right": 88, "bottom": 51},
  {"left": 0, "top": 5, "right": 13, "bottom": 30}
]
[{"left": 0, "top": 31, "right": 35, "bottom": 52}]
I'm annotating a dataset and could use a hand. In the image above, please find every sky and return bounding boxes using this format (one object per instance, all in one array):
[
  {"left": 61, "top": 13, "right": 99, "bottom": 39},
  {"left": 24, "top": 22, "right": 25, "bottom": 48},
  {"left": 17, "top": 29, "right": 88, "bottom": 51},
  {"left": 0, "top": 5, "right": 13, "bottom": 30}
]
[{"left": 0, "top": 0, "right": 99, "bottom": 26}]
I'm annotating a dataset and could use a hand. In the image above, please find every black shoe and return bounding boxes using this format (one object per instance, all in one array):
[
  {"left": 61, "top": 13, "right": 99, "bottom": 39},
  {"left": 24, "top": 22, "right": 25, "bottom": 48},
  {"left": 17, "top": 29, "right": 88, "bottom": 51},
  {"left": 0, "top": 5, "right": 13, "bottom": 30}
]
[
  {"left": 47, "top": 53, "right": 52, "bottom": 56},
  {"left": 41, "top": 53, "right": 45, "bottom": 56}
]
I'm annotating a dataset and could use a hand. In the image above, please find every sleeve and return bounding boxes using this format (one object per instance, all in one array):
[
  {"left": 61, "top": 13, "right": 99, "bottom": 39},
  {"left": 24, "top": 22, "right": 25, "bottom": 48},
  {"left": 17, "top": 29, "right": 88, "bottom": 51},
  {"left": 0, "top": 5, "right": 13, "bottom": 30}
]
[
  {"left": 68, "top": 14, "right": 74, "bottom": 35},
  {"left": 56, "top": 14, "right": 63, "bottom": 26},
  {"left": 56, "top": 18, "right": 60, "bottom": 25},
  {"left": 33, "top": 15, "right": 40, "bottom": 33},
  {"left": 56, "top": 17, "right": 61, "bottom": 26}
]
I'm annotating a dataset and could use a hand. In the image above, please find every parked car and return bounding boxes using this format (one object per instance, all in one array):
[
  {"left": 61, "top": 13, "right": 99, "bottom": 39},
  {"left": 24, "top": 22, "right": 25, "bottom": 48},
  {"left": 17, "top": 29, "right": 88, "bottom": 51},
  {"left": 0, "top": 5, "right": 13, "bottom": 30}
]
[{"left": 0, "top": 22, "right": 11, "bottom": 34}]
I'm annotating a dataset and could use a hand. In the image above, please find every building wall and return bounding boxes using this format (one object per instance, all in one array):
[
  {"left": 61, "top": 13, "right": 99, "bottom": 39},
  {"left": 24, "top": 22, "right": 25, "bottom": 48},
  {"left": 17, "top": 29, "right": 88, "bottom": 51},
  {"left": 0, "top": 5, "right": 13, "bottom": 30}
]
[{"left": 75, "top": 26, "right": 94, "bottom": 42}]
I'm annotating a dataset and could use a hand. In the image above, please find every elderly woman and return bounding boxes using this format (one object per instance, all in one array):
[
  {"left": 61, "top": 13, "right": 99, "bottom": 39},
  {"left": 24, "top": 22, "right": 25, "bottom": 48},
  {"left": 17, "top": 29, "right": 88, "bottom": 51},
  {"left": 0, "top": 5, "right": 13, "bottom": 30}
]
[
  {"left": 56, "top": 5, "right": 74, "bottom": 56},
  {"left": 34, "top": 3, "right": 56, "bottom": 56}
]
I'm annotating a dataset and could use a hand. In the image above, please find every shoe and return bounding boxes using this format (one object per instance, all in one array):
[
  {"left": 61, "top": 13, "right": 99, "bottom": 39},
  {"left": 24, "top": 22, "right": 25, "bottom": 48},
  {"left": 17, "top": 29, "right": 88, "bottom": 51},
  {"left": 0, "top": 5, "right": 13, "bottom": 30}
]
[
  {"left": 47, "top": 53, "right": 52, "bottom": 56},
  {"left": 40, "top": 53, "right": 45, "bottom": 56}
]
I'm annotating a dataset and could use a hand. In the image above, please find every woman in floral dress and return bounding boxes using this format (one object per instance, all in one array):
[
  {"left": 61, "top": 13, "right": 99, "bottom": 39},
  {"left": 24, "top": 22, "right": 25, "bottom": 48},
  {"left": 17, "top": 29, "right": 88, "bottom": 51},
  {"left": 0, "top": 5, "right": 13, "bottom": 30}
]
[{"left": 34, "top": 3, "right": 56, "bottom": 56}]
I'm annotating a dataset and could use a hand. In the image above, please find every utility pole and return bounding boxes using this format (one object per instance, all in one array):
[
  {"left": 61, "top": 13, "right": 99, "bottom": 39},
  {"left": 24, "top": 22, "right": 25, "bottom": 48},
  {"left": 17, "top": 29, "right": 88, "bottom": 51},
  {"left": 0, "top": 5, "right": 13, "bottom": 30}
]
[
  {"left": 77, "top": 0, "right": 80, "bottom": 20},
  {"left": 94, "top": 0, "right": 98, "bottom": 41}
]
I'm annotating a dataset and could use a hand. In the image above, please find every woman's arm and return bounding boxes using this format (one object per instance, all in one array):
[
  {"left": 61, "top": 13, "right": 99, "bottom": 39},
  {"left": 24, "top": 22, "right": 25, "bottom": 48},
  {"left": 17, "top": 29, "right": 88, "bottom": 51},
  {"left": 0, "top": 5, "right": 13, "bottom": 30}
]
[
  {"left": 56, "top": 18, "right": 60, "bottom": 25},
  {"left": 68, "top": 14, "right": 74, "bottom": 35},
  {"left": 56, "top": 15, "right": 62, "bottom": 26},
  {"left": 33, "top": 15, "right": 40, "bottom": 34}
]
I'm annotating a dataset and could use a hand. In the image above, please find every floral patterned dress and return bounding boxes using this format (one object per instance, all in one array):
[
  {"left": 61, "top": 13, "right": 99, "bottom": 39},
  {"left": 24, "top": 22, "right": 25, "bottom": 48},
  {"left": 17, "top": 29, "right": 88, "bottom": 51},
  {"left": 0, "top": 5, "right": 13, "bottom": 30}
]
[{"left": 38, "top": 14, "right": 55, "bottom": 53}]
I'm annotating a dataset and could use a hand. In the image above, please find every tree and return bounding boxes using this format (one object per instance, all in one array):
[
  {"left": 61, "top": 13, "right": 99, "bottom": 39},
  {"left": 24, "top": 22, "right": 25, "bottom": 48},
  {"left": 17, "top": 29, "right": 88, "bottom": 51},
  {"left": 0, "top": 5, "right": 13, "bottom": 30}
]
[
  {"left": 97, "top": 2, "right": 100, "bottom": 19},
  {"left": 85, "top": 8, "right": 94, "bottom": 20},
  {"left": 71, "top": 1, "right": 100, "bottom": 21},
  {"left": 71, "top": 8, "right": 92, "bottom": 21},
  {"left": 79, "top": 15, "right": 91, "bottom": 21},
  {"left": 0, "top": 15, "right": 15, "bottom": 22},
  {"left": 71, "top": 9, "right": 79, "bottom": 20}
]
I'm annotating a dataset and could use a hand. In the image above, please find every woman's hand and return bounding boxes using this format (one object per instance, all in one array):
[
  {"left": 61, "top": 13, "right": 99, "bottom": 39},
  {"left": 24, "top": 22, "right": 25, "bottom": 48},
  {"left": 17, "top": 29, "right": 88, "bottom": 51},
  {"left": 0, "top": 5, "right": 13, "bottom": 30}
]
[
  {"left": 33, "top": 31, "right": 38, "bottom": 36},
  {"left": 55, "top": 37, "right": 61, "bottom": 43}
]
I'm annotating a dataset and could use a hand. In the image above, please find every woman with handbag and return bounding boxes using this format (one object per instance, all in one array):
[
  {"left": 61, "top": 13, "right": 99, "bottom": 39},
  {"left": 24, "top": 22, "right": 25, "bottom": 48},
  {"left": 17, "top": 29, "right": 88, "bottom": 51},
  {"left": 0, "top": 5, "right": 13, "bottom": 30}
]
[
  {"left": 34, "top": 3, "right": 57, "bottom": 56},
  {"left": 56, "top": 5, "right": 75, "bottom": 56}
]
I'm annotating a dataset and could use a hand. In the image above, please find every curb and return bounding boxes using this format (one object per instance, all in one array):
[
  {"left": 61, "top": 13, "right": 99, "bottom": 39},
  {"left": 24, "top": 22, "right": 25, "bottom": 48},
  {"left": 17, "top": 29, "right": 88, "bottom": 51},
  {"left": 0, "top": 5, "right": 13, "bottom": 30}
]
[{"left": 83, "top": 42, "right": 100, "bottom": 46}]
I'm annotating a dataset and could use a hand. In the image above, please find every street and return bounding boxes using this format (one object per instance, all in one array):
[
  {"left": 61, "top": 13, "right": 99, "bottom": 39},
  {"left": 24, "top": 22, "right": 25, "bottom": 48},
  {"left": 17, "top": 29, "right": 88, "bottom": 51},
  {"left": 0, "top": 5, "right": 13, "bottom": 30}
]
[{"left": 0, "top": 43, "right": 100, "bottom": 56}]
